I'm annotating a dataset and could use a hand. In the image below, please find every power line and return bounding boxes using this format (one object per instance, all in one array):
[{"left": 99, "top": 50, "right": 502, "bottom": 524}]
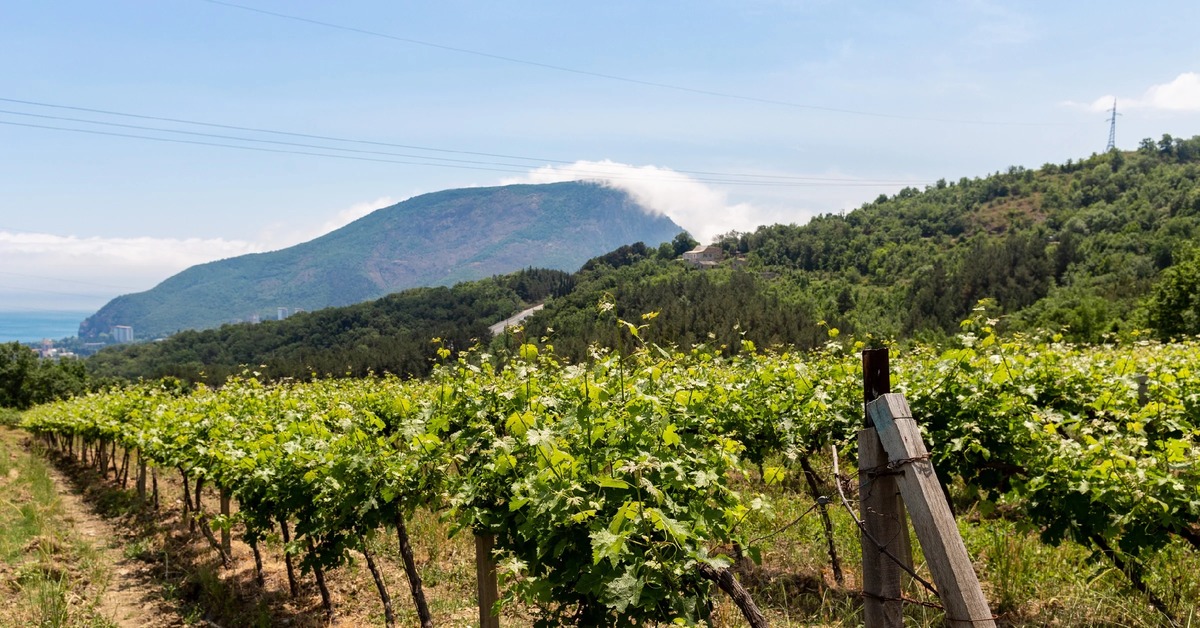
[
  {"left": 200, "top": 0, "right": 1070, "bottom": 128},
  {"left": 0, "top": 97, "right": 925, "bottom": 185},
  {"left": 0, "top": 97, "right": 560, "bottom": 165},
  {"left": 0, "top": 119, "right": 922, "bottom": 188},
  {"left": 0, "top": 107, "right": 920, "bottom": 185},
  {"left": 0, "top": 108, "right": 575, "bottom": 171}
]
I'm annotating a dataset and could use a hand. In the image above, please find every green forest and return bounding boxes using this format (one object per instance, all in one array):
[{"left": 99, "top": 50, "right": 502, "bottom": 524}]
[
  {"left": 522, "top": 134, "right": 1200, "bottom": 359},
  {"left": 9, "top": 135, "right": 1197, "bottom": 391}
]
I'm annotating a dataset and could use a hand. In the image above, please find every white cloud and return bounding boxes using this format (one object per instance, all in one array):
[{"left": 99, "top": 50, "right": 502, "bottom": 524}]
[
  {"left": 1072, "top": 73, "right": 1200, "bottom": 113},
  {"left": 1139, "top": 72, "right": 1200, "bottom": 111},
  {"left": 0, "top": 231, "right": 264, "bottom": 309},
  {"left": 0, "top": 197, "right": 398, "bottom": 310},
  {"left": 256, "top": 196, "right": 396, "bottom": 249},
  {"left": 501, "top": 160, "right": 819, "bottom": 242}
]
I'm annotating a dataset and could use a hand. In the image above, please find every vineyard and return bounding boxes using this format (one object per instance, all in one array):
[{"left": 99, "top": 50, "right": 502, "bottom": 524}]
[{"left": 18, "top": 316, "right": 1200, "bottom": 626}]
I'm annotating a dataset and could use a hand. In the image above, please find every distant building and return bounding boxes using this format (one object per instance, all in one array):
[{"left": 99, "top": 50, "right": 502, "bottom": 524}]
[
  {"left": 682, "top": 244, "right": 725, "bottom": 268},
  {"left": 112, "top": 325, "right": 134, "bottom": 343},
  {"left": 33, "top": 339, "right": 76, "bottom": 360},
  {"left": 249, "top": 314, "right": 261, "bottom": 324},
  {"left": 277, "top": 307, "right": 289, "bottom": 321}
]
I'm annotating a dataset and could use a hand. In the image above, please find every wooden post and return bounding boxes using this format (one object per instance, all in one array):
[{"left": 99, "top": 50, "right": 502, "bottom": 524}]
[
  {"left": 475, "top": 533, "right": 500, "bottom": 628},
  {"left": 867, "top": 394, "right": 996, "bottom": 628},
  {"left": 220, "top": 488, "right": 232, "bottom": 556},
  {"left": 862, "top": 348, "right": 891, "bottom": 416},
  {"left": 136, "top": 454, "right": 147, "bottom": 502},
  {"left": 1135, "top": 374, "right": 1149, "bottom": 406},
  {"left": 859, "top": 348, "right": 904, "bottom": 627}
]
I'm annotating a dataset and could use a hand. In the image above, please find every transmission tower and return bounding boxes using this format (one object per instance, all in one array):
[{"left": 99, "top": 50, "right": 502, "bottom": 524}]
[{"left": 1105, "top": 99, "right": 1120, "bottom": 151}]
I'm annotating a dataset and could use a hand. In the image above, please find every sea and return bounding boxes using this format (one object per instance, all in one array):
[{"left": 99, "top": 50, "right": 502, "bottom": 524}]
[{"left": 0, "top": 311, "right": 91, "bottom": 344}]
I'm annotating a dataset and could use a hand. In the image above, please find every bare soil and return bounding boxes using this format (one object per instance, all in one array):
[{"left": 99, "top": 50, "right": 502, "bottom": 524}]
[{"left": 40, "top": 450, "right": 186, "bottom": 627}]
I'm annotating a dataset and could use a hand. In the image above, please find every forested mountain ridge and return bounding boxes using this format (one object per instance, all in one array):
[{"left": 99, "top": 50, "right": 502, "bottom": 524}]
[
  {"left": 519, "top": 135, "right": 1200, "bottom": 355},
  {"left": 85, "top": 268, "right": 576, "bottom": 383},
  {"left": 87, "top": 136, "right": 1200, "bottom": 382},
  {"left": 78, "top": 181, "right": 682, "bottom": 340}
]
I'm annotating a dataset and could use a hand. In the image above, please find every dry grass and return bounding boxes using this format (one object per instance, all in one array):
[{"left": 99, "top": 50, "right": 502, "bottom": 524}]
[
  {"left": 0, "top": 427, "right": 116, "bottom": 627},
  {"left": 971, "top": 193, "right": 1047, "bottom": 234}
]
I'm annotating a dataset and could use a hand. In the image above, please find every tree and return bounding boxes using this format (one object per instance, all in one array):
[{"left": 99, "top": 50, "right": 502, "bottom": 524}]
[
  {"left": 1148, "top": 253, "right": 1200, "bottom": 339},
  {"left": 1159, "top": 134, "right": 1176, "bottom": 156},
  {"left": 0, "top": 342, "right": 37, "bottom": 408},
  {"left": 670, "top": 231, "right": 699, "bottom": 257},
  {"left": 0, "top": 343, "right": 87, "bottom": 408}
]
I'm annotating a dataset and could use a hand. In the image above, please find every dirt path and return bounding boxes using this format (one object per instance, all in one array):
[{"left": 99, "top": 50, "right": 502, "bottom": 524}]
[{"left": 42, "top": 458, "right": 185, "bottom": 628}]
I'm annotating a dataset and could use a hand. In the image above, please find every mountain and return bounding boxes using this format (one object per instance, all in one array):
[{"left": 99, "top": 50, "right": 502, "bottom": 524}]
[
  {"left": 83, "top": 135, "right": 1200, "bottom": 383},
  {"left": 79, "top": 181, "right": 683, "bottom": 339}
]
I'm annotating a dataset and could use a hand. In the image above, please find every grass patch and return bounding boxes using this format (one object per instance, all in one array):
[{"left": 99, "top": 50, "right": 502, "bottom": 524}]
[
  {"left": 0, "top": 427, "right": 116, "bottom": 627},
  {"left": 10, "top": 428, "right": 1199, "bottom": 627}
]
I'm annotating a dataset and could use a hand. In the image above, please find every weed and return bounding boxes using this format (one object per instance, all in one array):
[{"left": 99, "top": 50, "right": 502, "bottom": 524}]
[
  {"left": 0, "top": 428, "right": 117, "bottom": 627},
  {"left": 122, "top": 537, "right": 153, "bottom": 562}
]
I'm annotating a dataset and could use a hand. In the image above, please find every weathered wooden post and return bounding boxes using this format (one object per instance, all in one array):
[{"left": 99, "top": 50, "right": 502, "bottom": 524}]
[
  {"left": 220, "top": 488, "right": 232, "bottom": 555},
  {"left": 135, "top": 450, "right": 147, "bottom": 502},
  {"left": 866, "top": 394, "right": 996, "bottom": 628},
  {"left": 476, "top": 533, "right": 500, "bottom": 628},
  {"left": 859, "top": 348, "right": 906, "bottom": 627}
]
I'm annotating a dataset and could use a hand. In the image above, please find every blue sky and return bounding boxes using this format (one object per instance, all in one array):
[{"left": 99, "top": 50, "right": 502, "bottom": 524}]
[{"left": 2, "top": 0, "right": 1198, "bottom": 311}]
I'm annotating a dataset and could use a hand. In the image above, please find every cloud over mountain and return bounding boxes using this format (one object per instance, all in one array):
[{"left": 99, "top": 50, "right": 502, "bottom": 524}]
[
  {"left": 1074, "top": 72, "right": 1200, "bottom": 113},
  {"left": 502, "top": 160, "right": 796, "bottom": 242}
]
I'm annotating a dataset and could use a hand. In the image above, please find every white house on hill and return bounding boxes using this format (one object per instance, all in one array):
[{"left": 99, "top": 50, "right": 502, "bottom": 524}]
[{"left": 682, "top": 245, "right": 724, "bottom": 268}]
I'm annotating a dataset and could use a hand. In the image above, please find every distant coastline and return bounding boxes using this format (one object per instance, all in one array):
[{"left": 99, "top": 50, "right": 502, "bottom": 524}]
[{"left": 0, "top": 311, "right": 90, "bottom": 343}]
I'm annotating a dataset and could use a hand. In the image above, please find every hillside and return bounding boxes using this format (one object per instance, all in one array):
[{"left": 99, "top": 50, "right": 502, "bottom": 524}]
[
  {"left": 84, "top": 268, "right": 575, "bottom": 383},
  {"left": 86, "top": 135, "right": 1200, "bottom": 382},
  {"left": 78, "top": 181, "right": 683, "bottom": 340},
  {"left": 519, "top": 135, "right": 1200, "bottom": 357}
]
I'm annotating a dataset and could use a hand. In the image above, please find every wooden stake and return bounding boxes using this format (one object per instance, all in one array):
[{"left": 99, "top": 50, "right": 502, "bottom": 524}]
[
  {"left": 475, "top": 533, "right": 500, "bottom": 628},
  {"left": 120, "top": 449, "right": 131, "bottom": 487},
  {"left": 180, "top": 469, "right": 192, "bottom": 531},
  {"left": 219, "top": 488, "right": 232, "bottom": 556},
  {"left": 859, "top": 347, "right": 905, "bottom": 628},
  {"left": 136, "top": 455, "right": 147, "bottom": 502},
  {"left": 858, "top": 428, "right": 906, "bottom": 627},
  {"left": 867, "top": 394, "right": 996, "bottom": 628}
]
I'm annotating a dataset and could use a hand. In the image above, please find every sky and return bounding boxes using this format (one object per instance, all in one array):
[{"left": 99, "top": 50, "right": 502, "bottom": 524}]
[{"left": 2, "top": 0, "right": 1199, "bottom": 312}]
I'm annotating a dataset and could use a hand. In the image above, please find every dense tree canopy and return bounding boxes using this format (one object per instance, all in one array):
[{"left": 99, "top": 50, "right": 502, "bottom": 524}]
[
  {"left": 1148, "top": 251, "right": 1200, "bottom": 339},
  {"left": 0, "top": 342, "right": 89, "bottom": 409},
  {"left": 83, "top": 136, "right": 1200, "bottom": 381}
]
